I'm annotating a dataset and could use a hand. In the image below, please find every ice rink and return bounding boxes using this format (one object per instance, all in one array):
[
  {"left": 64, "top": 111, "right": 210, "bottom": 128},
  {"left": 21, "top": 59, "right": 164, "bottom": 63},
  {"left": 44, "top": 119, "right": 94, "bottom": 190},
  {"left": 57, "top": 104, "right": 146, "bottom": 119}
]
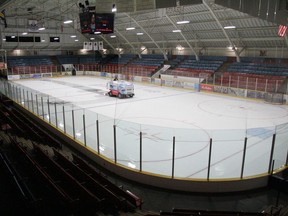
[{"left": 11, "top": 76, "right": 288, "bottom": 179}]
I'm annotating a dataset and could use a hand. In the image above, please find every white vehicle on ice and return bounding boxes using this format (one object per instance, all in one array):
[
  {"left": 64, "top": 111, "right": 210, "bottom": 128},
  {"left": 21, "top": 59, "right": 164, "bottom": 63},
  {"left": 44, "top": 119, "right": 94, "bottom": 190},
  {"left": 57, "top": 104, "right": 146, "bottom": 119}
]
[{"left": 107, "top": 80, "right": 135, "bottom": 98}]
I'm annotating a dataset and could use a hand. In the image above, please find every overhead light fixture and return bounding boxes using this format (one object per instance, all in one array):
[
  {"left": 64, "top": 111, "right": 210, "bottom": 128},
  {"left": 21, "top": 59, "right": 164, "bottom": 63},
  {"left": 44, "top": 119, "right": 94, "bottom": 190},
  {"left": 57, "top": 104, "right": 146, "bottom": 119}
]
[
  {"left": 63, "top": 20, "right": 73, "bottom": 24},
  {"left": 22, "top": 32, "right": 28, "bottom": 35},
  {"left": 126, "top": 27, "right": 135, "bottom": 30},
  {"left": 94, "top": 31, "right": 101, "bottom": 34},
  {"left": 110, "top": 35, "right": 116, "bottom": 38},
  {"left": 136, "top": 32, "right": 143, "bottom": 35},
  {"left": 112, "top": 4, "right": 117, "bottom": 12},
  {"left": 11, "top": 35, "right": 16, "bottom": 38},
  {"left": 41, "top": 39, "right": 45, "bottom": 42},
  {"left": 75, "top": 39, "right": 79, "bottom": 42},
  {"left": 54, "top": 37, "right": 59, "bottom": 40},
  {"left": 227, "top": 45, "right": 237, "bottom": 50},
  {"left": 172, "top": 29, "right": 181, "bottom": 33},
  {"left": 177, "top": 20, "right": 190, "bottom": 24},
  {"left": 176, "top": 44, "right": 184, "bottom": 51},
  {"left": 3, "top": 38, "right": 6, "bottom": 41},
  {"left": 38, "top": 27, "right": 45, "bottom": 30},
  {"left": 224, "top": 25, "right": 236, "bottom": 29},
  {"left": 70, "top": 35, "right": 76, "bottom": 38},
  {"left": 90, "top": 37, "right": 95, "bottom": 40}
]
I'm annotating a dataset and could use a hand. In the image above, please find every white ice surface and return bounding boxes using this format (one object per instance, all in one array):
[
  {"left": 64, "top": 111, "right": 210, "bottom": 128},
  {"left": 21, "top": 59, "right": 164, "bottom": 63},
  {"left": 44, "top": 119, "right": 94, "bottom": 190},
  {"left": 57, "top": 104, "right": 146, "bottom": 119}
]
[{"left": 13, "top": 76, "right": 288, "bottom": 130}]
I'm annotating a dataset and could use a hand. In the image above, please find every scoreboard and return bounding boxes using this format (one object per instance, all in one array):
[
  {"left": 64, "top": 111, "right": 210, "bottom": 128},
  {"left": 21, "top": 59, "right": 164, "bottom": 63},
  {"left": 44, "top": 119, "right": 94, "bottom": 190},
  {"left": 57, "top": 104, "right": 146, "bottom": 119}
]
[{"left": 80, "top": 12, "right": 114, "bottom": 34}]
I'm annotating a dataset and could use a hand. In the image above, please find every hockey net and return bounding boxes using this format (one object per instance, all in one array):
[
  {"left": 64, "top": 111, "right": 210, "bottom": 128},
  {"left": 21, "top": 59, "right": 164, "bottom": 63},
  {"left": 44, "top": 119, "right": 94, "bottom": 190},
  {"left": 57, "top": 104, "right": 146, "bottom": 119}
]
[{"left": 264, "top": 92, "right": 286, "bottom": 105}]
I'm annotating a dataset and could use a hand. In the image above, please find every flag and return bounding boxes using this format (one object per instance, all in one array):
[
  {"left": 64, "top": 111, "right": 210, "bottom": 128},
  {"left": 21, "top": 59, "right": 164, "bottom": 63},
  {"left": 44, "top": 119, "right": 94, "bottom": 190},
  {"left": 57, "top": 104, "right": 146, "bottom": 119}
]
[
  {"left": 0, "top": 9, "right": 7, "bottom": 28},
  {"left": 278, "top": 25, "right": 287, "bottom": 37}
]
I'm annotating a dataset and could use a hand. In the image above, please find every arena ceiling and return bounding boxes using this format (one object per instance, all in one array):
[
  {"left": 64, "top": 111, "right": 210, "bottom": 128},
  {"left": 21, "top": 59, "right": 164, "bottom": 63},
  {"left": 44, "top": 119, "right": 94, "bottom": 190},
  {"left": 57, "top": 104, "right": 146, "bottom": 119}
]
[{"left": 0, "top": 0, "right": 287, "bottom": 57}]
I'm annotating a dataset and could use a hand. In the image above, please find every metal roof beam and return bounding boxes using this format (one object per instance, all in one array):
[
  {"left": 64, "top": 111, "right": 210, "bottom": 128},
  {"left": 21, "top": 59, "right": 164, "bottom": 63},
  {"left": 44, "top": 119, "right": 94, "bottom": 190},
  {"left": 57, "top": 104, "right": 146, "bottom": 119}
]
[
  {"left": 114, "top": 29, "right": 137, "bottom": 56},
  {"left": 125, "top": 12, "right": 168, "bottom": 60},
  {"left": 203, "top": 0, "right": 240, "bottom": 62},
  {"left": 165, "top": 13, "right": 199, "bottom": 61}
]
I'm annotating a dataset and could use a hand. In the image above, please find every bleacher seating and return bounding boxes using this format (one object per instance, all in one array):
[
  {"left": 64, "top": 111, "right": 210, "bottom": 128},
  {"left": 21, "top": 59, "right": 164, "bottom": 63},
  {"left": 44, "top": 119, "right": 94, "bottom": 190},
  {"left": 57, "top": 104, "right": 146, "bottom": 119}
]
[
  {"left": 56, "top": 54, "right": 103, "bottom": 65},
  {"left": 100, "top": 54, "right": 165, "bottom": 77},
  {"left": 215, "top": 72, "right": 286, "bottom": 92},
  {"left": 7, "top": 56, "right": 53, "bottom": 67},
  {"left": 131, "top": 55, "right": 165, "bottom": 67},
  {"left": 219, "top": 60, "right": 288, "bottom": 92},
  {"left": 227, "top": 62, "right": 288, "bottom": 76},
  {"left": 157, "top": 208, "right": 267, "bottom": 216},
  {"left": 7, "top": 56, "right": 57, "bottom": 75},
  {"left": 164, "top": 56, "right": 224, "bottom": 78},
  {"left": 0, "top": 96, "right": 142, "bottom": 214},
  {"left": 56, "top": 55, "right": 79, "bottom": 64},
  {"left": 78, "top": 55, "right": 102, "bottom": 64}
]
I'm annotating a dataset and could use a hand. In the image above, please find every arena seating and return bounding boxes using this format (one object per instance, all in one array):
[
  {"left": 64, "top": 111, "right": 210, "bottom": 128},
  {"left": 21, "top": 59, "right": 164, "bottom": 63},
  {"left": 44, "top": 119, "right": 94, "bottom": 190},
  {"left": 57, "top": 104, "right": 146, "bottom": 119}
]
[
  {"left": 216, "top": 58, "right": 288, "bottom": 92},
  {"left": 157, "top": 208, "right": 268, "bottom": 216},
  {"left": 164, "top": 56, "right": 225, "bottom": 78},
  {"left": 0, "top": 96, "right": 142, "bottom": 215},
  {"left": 7, "top": 56, "right": 54, "bottom": 67},
  {"left": 7, "top": 56, "right": 57, "bottom": 74},
  {"left": 131, "top": 55, "right": 164, "bottom": 67},
  {"left": 56, "top": 55, "right": 79, "bottom": 64},
  {"left": 71, "top": 153, "right": 143, "bottom": 209},
  {"left": 227, "top": 62, "right": 288, "bottom": 76},
  {"left": 216, "top": 72, "right": 286, "bottom": 92},
  {"left": 5, "top": 55, "right": 288, "bottom": 93},
  {"left": 99, "top": 54, "right": 165, "bottom": 77}
]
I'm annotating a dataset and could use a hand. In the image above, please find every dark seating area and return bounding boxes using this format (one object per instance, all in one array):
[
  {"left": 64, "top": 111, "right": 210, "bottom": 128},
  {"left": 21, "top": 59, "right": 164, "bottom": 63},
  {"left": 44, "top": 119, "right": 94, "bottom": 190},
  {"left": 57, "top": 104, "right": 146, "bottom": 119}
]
[
  {"left": 52, "top": 148, "right": 140, "bottom": 212},
  {"left": 158, "top": 208, "right": 268, "bottom": 216},
  {"left": 0, "top": 96, "right": 143, "bottom": 215},
  {"left": 164, "top": 55, "right": 226, "bottom": 78},
  {"left": 7, "top": 56, "right": 57, "bottom": 75},
  {"left": 71, "top": 153, "right": 143, "bottom": 209},
  {"left": 227, "top": 62, "right": 288, "bottom": 76},
  {"left": 132, "top": 54, "right": 165, "bottom": 67},
  {"left": 99, "top": 54, "right": 164, "bottom": 77},
  {"left": 7, "top": 56, "right": 54, "bottom": 67}
]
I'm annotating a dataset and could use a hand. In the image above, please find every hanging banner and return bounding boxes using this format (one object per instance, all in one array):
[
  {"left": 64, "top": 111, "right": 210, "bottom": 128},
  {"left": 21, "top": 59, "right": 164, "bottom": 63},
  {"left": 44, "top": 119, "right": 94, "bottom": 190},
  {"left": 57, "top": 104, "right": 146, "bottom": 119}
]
[
  {"left": 83, "top": 42, "right": 89, "bottom": 49},
  {"left": 88, "top": 42, "right": 93, "bottom": 50},
  {"left": 98, "top": 41, "right": 103, "bottom": 50},
  {"left": 93, "top": 42, "right": 98, "bottom": 50}
]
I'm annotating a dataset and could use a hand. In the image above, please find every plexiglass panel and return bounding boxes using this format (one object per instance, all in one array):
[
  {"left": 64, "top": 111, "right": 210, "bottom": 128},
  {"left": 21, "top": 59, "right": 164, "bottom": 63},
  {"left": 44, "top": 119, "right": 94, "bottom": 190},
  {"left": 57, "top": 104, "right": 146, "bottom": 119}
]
[
  {"left": 115, "top": 119, "right": 140, "bottom": 170},
  {"left": 72, "top": 107, "right": 85, "bottom": 144},
  {"left": 210, "top": 129, "right": 245, "bottom": 179},
  {"left": 274, "top": 123, "right": 288, "bottom": 170},
  {"left": 141, "top": 124, "right": 173, "bottom": 176},
  {"left": 62, "top": 103, "right": 75, "bottom": 137},
  {"left": 98, "top": 114, "right": 115, "bottom": 161},
  {"left": 47, "top": 97, "right": 57, "bottom": 126},
  {"left": 244, "top": 126, "right": 274, "bottom": 176},
  {"left": 84, "top": 109, "right": 99, "bottom": 152},
  {"left": 174, "top": 127, "right": 211, "bottom": 178},
  {"left": 41, "top": 95, "right": 50, "bottom": 122}
]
